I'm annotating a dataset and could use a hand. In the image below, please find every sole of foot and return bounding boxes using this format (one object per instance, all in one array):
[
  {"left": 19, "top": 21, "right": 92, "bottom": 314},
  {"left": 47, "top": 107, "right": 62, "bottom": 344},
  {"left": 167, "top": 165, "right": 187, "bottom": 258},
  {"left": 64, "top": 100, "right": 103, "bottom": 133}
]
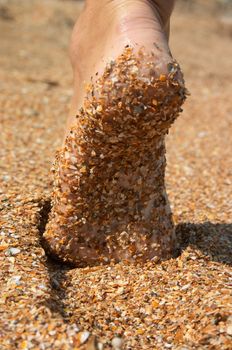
[{"left": 43, "top": 47, "right": 187, "bottom": 267}]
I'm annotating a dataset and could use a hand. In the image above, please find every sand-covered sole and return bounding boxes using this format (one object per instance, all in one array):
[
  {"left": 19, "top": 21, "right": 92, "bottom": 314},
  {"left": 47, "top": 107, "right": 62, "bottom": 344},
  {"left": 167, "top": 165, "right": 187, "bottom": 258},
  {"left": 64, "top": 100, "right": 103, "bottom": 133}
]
[{"left": 43, "top": 47, "right": 187, "bottom": 267}]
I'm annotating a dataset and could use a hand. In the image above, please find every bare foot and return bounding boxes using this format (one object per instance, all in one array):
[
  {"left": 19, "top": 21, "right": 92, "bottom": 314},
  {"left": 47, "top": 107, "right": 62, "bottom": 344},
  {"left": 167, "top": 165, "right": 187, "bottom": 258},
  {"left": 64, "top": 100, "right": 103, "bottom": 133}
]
[{"left": 43, "top": 0, "right": 187, "bottom": 267}]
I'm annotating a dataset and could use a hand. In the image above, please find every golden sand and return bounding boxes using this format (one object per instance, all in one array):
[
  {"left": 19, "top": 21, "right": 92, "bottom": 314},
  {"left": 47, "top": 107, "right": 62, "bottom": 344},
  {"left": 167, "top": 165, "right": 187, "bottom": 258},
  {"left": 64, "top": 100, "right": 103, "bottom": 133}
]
[{"left": 0, "top": 1, "right": 231, "bottom": 349}]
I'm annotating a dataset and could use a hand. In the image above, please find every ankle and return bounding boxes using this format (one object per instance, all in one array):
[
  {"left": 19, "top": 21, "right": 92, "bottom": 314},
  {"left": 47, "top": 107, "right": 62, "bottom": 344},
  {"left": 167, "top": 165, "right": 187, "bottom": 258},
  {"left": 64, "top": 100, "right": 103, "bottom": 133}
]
[
  {"left": 85, "top": 0, "right": 174, "bottom": 28},
  {"left": 84, "top": 0, "right": 173, "bottom": 45}
]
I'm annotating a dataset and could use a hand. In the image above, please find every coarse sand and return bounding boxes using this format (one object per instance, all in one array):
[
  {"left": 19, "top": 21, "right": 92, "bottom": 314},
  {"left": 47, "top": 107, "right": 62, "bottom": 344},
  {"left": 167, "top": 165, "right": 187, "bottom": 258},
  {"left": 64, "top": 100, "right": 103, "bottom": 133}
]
[{"left": 0, "top": 1, "right": 231, "bottom": 349}]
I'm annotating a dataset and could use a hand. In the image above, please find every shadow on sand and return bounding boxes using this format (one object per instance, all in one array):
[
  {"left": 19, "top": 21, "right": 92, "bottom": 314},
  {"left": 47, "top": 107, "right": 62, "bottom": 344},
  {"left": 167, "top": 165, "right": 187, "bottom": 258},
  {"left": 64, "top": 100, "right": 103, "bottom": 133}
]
[{"left": 175, "top": 221, "right": 232, "bottom": 266}]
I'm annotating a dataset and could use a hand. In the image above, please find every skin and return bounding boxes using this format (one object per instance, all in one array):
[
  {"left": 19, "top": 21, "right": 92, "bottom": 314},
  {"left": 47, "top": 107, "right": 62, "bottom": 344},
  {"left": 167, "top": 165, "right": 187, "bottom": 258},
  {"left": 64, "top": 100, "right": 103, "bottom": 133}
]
[{"left": 67, "top": 0, "right": 175, "bottom": 132}]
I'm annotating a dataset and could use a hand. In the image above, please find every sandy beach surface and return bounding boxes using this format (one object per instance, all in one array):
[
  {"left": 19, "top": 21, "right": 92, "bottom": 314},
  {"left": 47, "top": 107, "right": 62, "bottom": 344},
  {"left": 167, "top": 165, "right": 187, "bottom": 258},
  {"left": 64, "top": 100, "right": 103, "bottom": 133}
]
[{"left": 0, "top": 1, "right": 231, "bottom": 349}]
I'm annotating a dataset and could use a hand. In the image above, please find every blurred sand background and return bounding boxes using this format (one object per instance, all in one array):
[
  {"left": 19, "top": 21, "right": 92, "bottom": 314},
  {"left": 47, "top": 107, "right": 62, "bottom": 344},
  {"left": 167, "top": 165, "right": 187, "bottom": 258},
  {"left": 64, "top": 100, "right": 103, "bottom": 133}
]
[{"left": 0, "top": 1, "right": 232, "bottom": 349}]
